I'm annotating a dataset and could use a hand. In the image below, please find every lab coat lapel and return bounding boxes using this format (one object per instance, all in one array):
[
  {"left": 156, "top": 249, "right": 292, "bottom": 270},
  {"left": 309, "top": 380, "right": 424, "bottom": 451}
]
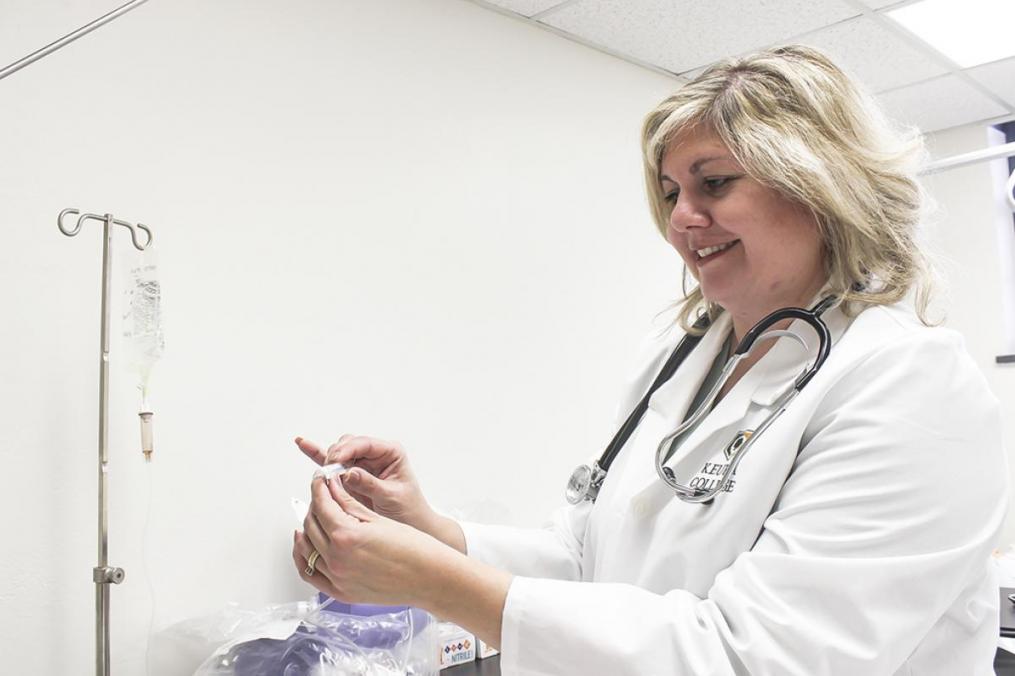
[
  {"left": 615, "top": 314, "right": 735, "bottom": 497},
  {"left": 659, "top": 351, "right": 764, "bottom": 472},
  {"left": 646, "top": 313, "right": 733, "bottom": 422},
  {"left": 626, "top": 303, "right": 849, "bottom": 512},
  {"left": 749, "top": 303, "right": 851, "bottom": 407},
  {"left": 627, "top": 353, "right": 758, "bottom": 516}
]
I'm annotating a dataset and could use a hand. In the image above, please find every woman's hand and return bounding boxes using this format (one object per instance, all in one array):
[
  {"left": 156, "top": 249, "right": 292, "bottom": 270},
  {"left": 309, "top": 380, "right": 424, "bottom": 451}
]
[
  {"left": 295, "top": 435, "right": 465, "bottom": 553},
  {"left": 293, "top": 476, "right": 453, "bottom": 607},
  {"left": 292, "top": 476, "right": 512, "bottom": 649}
]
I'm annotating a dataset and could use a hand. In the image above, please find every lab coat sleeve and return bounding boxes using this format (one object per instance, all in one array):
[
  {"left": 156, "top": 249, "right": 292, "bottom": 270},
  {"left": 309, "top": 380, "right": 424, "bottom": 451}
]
[
  {"left": 459, "top": 324, "right": 681, "bottom": 581},
  {"left": 495, "top": 328, "right": 1008, "bottom": 676},
  {"left": 460, "top": 502, "right": 591, "bottom": 580}
]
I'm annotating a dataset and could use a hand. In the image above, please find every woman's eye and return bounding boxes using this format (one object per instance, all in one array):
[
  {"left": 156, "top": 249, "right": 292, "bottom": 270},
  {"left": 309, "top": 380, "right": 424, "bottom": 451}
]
[
  {"left": 663, "top": 190, "right": 680, "bottom": 204},
  {"left": 704, "top": 177, "right": 732, "bottom": 191}
]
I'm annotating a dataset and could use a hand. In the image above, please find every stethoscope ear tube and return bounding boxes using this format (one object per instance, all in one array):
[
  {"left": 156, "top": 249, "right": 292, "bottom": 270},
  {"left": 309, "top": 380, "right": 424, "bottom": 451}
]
[
  {"left": 567, "top": 296, "right": 836, "bottom": 505},
  {"left": 598, "top": 317, "right": 710, "bottom": 474},
  {"left": 564, "top": 316, "right": 709, "bottom": 504},
  {"left": 657, "top": 296, "right": 835, "bottom": 502},
  {"left": 735, "top": 300, "right": 833, "bottom": 390}
]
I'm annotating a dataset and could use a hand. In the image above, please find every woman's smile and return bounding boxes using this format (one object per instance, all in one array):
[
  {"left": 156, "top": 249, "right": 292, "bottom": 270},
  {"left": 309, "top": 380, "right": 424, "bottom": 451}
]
[
  {"left": 694, "top": 239, "right": 740, "bottom": 262},
  {"left": 660, "top": 125, "right": 827, "bottom": 338}
]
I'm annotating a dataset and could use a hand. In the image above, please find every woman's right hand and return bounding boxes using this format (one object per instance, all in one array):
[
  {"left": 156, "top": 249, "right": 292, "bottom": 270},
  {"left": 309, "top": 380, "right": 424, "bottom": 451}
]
[{"left": 294, "top": 435, "right": 466, "bottom": 553}]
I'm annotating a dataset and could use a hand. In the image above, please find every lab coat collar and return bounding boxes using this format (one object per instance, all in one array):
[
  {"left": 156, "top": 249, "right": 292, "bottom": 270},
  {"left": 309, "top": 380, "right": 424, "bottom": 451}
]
[
  {"left": 747, "top": 300, "right": 851, "bottom": 407},
  {"left": 644, "top": 310, "right": 762, "bottom": 480},
  {"left": 629, "top": 298, "right": 852, "bottom": 510},
  {"left": 646, "top": 311, "right": 734, "bottom": 422},
  {"left": 645, "top": 299, "right": 851, "bottom": 419}
]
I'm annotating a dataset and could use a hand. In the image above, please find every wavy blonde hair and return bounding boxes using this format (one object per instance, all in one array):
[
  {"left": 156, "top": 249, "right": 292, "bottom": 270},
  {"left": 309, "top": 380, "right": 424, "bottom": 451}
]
[{"left": 642, "top": 45, "right": 934, "bottom": 332}]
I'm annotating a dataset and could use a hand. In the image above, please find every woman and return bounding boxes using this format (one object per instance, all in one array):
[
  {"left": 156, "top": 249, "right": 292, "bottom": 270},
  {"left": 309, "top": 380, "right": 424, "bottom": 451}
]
[{"left": 293, "top": 45, "right": 1007, "bottom": 675}]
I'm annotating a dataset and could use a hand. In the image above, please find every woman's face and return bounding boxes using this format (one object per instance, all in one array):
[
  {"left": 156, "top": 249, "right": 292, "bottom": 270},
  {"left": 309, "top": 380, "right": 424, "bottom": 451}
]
[{"left": 659, "top": 126, "right": 827, "bottom": 326}]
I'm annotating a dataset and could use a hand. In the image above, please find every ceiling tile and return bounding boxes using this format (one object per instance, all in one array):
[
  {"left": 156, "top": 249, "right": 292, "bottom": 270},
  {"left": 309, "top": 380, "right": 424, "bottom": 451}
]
[
  {"left": 795, "top": 15, "right": 947, "bottom": 93},
  {"left": 539, "top": 0, "right": 861, "bottom": 74},
  {"left": 966, "top": 57, "right": 1015, "bottom": 109},
  {"left": 678, "top": 65, "right": 708, "bottom": 79},
  {"left": 479, "top": 0, "right": 572, "bottom": 16},
  {"left": 877, "top": 75, "right": 1009, "bottom": 133},
  {"left": 855, "top": 0, "right": 907, "bottom": 8}
]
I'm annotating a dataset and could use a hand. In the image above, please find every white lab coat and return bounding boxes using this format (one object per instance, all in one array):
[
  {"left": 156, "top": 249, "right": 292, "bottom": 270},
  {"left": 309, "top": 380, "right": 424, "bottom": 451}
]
[{"left": 461, "top": 302, "right": 1008, "bottom": 675}]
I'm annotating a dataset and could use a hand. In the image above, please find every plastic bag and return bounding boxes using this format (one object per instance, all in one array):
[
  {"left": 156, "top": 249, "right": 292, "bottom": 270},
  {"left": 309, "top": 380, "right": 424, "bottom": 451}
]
[{"left": 161, "top": 597, "right": 437, "bottom": 676}]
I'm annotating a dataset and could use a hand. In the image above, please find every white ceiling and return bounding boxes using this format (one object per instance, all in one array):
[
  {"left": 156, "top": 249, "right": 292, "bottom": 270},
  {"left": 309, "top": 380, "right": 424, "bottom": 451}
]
[
  {"left": 470, "top": 0, "right": 1015, "bottom": 134},
  {"left": 1, "top": 0, "right": 1011, "bottom": 136}
]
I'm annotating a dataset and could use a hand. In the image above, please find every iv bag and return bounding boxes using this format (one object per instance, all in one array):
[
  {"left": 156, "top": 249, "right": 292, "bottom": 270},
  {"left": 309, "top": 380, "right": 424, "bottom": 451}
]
[{"left": 122, "top": 246, "right": 165, "bottom": 395}]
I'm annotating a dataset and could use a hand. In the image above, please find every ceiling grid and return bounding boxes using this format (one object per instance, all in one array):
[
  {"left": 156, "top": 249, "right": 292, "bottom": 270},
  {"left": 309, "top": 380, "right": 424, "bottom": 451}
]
[{"left": 469, "top": 0, "right": 1015, "bottom": 134}]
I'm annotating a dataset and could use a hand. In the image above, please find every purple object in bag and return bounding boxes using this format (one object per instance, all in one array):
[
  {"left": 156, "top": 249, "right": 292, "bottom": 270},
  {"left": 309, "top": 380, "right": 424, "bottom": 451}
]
[{"left": 316, "top": 594, "right": 431, "bottom": 650}]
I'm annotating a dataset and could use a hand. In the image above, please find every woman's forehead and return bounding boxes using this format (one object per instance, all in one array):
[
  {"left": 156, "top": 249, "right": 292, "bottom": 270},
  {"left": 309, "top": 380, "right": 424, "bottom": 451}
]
[{"left": 661, "top": 127, "right": 737, "bottom": 170}]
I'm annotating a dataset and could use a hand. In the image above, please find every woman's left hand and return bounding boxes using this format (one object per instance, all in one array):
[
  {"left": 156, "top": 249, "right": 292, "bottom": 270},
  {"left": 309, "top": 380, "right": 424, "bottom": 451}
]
[{"left": 293, "top": 475, "right": 450, "bottom": 607}]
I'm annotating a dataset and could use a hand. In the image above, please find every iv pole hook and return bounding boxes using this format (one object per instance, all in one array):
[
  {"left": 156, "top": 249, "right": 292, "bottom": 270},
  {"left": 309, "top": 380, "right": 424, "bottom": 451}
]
[{"left": 58, "top": 208, "right": 153, "bottom": 250}]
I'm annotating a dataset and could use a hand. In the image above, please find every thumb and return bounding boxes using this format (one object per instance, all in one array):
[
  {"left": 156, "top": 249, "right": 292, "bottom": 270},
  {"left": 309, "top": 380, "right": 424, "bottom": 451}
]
[
  {"left": 343, "top": 468, "right": 387, "bottom": 499},
  {"left": 328, "top": 475, "right": 375, "bottom": 522}
]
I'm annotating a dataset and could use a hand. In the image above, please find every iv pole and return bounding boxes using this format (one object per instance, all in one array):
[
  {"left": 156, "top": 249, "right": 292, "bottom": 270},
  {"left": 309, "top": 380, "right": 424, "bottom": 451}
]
[
  {"left": 58, "top": 209, "right": 153, "bottom": 676},
  {"left": 2, "top": 2, "right": 157, "bottom": 671}
]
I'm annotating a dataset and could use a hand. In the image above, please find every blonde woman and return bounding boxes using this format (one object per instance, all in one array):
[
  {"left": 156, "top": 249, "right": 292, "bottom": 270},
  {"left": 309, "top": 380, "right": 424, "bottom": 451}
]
[{"left": 293, "top": 46, "right": 1007, "bottom": 675}]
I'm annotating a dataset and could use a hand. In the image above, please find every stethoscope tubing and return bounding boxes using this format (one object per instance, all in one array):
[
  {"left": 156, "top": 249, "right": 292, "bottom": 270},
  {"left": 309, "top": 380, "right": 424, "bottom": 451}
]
[
  {"left": 655, "top": 296, "right": 835, "bottom": 503},
  {"left": 566, "top": 296, "right": 837, "bottom": 506}
]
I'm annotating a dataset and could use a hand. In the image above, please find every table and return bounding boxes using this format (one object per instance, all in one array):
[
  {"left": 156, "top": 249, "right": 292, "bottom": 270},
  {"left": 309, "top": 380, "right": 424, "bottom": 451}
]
[
  {"left": 1002, "top": 587, "right": 1015, "bottom": 638},
  {"left": 443, "top": 655, "right": 501, "bottom": 675}
]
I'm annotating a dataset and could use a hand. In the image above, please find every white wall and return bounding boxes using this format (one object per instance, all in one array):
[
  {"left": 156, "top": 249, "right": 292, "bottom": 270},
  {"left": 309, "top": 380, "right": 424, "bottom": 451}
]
[
  {"left": 1, "top": 1, "right": 1013, "bottom": 672},
  {"left": 922, "top": 124, "right": 1015, "bottom": 544},
  {"left": 0, "top": 0, "right": 680, "bottom": 672}
]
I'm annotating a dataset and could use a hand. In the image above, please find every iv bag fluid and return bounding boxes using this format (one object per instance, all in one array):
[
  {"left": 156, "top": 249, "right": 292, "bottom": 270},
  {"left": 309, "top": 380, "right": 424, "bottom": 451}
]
[{"left": 122, "top": 247, "right": 165, "bottom": 395}]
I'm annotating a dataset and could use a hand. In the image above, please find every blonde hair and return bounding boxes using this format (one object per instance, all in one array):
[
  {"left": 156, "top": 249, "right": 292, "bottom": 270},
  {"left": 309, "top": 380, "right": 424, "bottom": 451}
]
[{"left": 641, "top": 45, "right": 934, "bottom": 332}]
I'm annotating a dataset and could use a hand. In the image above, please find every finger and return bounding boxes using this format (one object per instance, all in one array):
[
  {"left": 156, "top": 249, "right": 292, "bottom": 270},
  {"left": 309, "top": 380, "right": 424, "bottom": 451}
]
[
  {"left": 303, "top": 510, "right": 330, "bottom": 556},
  {"left": 327, "top": 474, "right": 376, "bottom": 522},
  {"left": 311, "top": 476, "right": 361, "bottom": 531},
  {"left": 340, "top": 481, "right": 375, "bottom": 511},
  {"left": 294, "top": 531, "right": 341, "bottom": 596},
  {"left": 294, "top": 529, "right": 331, "bottom": 577},
  {"left": 294, "top": 436, "right": 327, "bottom": 465},
  {"left": 293, "top": 530, "right": 326, "bottom": 577},
  {"left": 324, "top": 434, "right": 357, "bottom": 460},
  {"left": 325, "top": 436, "right": 396, "bottom": 469},
  {"left": 343, "top": 468, "right": 388, "bottom": 502},
  {"left": 293, "top": 528, "right": 313, "bottom": 562}
]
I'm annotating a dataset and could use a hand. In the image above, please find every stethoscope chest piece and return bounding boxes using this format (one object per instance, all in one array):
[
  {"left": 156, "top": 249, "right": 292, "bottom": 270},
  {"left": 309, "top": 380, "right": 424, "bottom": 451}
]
[{"left": 566, "top": 463, "right": 606, "bottom": 505}]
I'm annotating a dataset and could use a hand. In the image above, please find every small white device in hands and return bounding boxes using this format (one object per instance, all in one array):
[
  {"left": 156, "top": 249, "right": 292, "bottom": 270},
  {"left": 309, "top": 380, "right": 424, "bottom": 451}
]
[{"left": 313, "top": 463, "right": 348, "bottom": 482}]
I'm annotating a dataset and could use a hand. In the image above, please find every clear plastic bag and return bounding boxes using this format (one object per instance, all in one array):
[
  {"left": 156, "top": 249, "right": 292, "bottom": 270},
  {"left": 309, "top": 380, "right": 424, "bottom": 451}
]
[
  {"left": 163, "top": 596, "right": 438, "bottom": 676},
  {"left": 121, "top": 246, "right": 165, "bottom": 395}
]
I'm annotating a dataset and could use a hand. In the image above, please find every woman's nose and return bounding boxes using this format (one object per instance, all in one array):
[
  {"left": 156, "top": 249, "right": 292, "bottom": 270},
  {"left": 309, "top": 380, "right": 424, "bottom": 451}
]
[{"left": 669, "top": 193, "right": 710, "bottom": 232}]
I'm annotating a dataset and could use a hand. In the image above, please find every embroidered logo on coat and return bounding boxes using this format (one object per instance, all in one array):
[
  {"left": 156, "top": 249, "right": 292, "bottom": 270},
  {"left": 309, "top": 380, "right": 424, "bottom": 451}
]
[
  {"left": 724, "top": 430, "right": 753, "bottom": 461},
  {"left": 686, "top": 430, "right": 754, "bottom": 495}
]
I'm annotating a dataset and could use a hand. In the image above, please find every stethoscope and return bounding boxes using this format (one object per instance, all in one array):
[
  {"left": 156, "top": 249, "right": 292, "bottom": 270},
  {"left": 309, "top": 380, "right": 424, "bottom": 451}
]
[{"left": 565, "top": 295, "right": 838, "bottom": 506}]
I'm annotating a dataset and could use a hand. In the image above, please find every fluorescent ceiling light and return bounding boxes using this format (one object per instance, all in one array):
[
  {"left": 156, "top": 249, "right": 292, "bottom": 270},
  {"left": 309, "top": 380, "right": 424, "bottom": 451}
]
[{"left": 887, "top": 0, "right": 1015, "bottom": 68}]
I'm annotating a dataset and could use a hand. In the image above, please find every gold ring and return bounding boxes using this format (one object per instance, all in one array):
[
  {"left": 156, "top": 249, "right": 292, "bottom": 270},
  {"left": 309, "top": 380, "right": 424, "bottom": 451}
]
[{"left": 305, "top": 549, "right": 320, "bottom": 576}]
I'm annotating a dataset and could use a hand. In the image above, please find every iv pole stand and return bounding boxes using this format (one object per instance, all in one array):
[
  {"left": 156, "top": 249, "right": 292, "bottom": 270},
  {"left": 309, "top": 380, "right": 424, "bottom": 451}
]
[{"left": 59, "top": 209, "right": 153, "bottom": 676}]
